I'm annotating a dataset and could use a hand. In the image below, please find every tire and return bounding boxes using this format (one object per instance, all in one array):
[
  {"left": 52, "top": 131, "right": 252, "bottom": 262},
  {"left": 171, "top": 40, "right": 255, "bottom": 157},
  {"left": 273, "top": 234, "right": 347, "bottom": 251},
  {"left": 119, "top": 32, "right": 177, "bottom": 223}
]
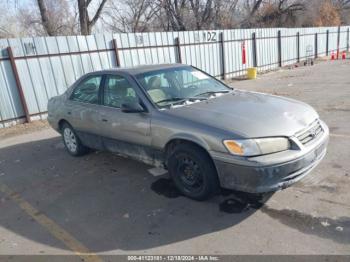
[
  {"left": 61, "top": 122, "right": 89, "bottom": 156},
  {"left": 167, "top": 143, "right": 219, "bottom": 200}
]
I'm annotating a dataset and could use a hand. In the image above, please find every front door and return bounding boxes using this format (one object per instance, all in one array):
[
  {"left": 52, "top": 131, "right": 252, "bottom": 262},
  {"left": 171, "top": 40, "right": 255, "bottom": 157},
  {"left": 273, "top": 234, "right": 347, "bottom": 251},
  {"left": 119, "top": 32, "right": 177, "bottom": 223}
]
[{"left": 98, "top": 74, "right": 153, "bottom": 164}]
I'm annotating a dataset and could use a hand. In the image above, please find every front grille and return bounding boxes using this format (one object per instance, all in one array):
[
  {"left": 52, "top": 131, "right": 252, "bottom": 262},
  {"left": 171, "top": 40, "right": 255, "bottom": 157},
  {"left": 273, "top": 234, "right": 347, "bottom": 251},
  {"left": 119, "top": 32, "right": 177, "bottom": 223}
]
[{"left": 296, "top": 120, "right": 323, "bottom": 145}]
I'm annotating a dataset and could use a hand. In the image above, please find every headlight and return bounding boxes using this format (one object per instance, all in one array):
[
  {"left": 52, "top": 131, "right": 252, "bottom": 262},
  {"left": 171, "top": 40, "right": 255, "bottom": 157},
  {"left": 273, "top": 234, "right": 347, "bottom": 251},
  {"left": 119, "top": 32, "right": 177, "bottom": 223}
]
[{"left": 223, "top": 137, "right": 290, "bottom": 156}]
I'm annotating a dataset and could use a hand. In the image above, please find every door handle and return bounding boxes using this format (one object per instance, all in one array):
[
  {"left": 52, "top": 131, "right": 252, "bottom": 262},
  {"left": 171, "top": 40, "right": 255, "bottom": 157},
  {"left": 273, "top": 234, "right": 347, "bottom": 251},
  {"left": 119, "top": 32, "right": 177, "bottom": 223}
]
[
  {"left": 67, "top": 111, "right": 71, "bottom": 115},
  {"left": 101, "top": 118, "right": 108, "bottom": 122}
]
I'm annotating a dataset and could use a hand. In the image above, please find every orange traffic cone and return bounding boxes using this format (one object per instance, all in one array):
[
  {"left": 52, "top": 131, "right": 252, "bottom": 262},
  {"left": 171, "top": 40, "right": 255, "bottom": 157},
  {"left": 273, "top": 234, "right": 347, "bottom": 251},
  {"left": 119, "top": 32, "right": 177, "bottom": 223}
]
[
  {"left": 342, "top": 51, "right": 346, "bottom": 60},
  {"left": 331, "top": 51, "right": 335, "bottom": 60}
]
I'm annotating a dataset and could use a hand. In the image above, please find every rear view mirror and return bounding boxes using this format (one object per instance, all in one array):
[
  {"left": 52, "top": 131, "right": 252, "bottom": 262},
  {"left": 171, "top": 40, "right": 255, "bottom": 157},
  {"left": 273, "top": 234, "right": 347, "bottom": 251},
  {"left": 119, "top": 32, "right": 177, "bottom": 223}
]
[{"left": 121, "top": 102, "right": 145, "bottom": 113}]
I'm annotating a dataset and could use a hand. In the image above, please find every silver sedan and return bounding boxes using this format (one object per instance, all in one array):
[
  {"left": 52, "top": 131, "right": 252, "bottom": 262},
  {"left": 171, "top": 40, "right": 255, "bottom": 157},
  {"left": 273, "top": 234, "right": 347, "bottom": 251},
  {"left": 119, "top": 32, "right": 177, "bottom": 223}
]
[{"left": 48, "top": 64, "right": 329, "bottom": 200}]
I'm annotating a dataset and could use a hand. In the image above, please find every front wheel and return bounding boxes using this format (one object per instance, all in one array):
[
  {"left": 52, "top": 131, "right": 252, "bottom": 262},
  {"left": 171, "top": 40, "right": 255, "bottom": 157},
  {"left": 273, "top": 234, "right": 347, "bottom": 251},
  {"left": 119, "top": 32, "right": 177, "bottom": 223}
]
[
  {"left": 61, "top": 123, "right": 89, "bottom": 156},
  {"left": 167, "top": 144, "right": 219, "bottom": 200}
]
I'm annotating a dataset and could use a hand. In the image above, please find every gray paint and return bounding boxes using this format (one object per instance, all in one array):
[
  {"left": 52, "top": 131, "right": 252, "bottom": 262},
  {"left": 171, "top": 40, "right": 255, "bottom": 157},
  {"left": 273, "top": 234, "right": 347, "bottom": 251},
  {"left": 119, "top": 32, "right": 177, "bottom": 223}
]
[{"left": 47, "top": 64, "right": 329, "bottom": 193}]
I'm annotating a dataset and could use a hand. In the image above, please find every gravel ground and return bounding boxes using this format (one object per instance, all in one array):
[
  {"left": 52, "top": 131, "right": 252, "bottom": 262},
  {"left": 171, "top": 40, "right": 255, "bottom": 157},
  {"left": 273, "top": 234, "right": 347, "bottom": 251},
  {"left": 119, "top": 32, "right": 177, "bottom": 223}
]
[{"left": 0, "top": 120, "right": 50, "bottom": 140}]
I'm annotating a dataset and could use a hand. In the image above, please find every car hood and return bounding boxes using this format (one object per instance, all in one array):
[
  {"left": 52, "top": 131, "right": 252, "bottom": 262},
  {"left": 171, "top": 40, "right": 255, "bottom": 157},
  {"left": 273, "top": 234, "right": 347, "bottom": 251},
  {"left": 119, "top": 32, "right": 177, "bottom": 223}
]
[{"left": 163, "top": 90, "right": 318, "bottom": 138}]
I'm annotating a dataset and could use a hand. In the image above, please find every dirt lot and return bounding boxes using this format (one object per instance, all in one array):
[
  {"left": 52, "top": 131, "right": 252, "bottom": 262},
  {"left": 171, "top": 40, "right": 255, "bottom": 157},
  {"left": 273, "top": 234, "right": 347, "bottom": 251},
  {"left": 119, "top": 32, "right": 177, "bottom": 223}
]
[{"left": 0, "top": 60, "right": 349, "bottom": 258}]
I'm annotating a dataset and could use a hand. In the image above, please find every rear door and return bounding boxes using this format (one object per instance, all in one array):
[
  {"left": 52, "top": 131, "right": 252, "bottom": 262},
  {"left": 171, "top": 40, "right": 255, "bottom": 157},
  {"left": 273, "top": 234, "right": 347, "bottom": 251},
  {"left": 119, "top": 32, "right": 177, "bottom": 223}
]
[
  {"left": 64, "top": 74, "right": 104, "bottom": 149},
  {"left": 98, "top": 74, "right": 153, "bottom": 163}
]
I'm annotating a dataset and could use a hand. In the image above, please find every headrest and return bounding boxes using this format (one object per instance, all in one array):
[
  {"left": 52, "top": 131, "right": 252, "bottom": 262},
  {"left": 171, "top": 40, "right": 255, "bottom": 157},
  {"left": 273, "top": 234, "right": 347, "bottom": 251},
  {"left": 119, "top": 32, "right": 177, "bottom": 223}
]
[{"left": 147, "top": 76, "right": 161, "bottom": 90}]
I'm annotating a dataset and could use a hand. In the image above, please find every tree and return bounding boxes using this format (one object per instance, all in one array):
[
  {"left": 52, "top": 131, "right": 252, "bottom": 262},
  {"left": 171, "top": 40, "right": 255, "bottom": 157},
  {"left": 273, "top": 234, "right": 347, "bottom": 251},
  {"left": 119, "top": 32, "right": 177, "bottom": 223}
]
[
  {"left": 212, "top": 0, "right": 240, "bottom": 29},
  {"left": 188, "top": 0, "right": 213, "bottom": 30},
  {"left": 77, "top": 0, "right": 108, "bottom": 35},
  {"left": 332, "top": 0, "right": 350, "bottom": 24},
  {"left": 0, "top": 3, "right": 20, "bottom": 38},
  {"left": 1, "top": 0, "right": 350, "bottom": 37},
  {"left": 160, "top": 0, "right": 188, "bottom": 31},
  {"left": 257, "top": 0, "right": 304, "bottom": 27},
  {"left": 37, "top": 0, "right": 54, "bottom": 36},
  {"left": 153, "top": 0, "right": 237, "bottom": 31},
  {"left": 240, "top": 0, "right": 264, "bottom": 27},
  {"left": 102, "top": 0, "right": 159, "bottom": 32},
  {"left": 23, "top": 0, "right": 78, "bottom": 36},
  {"left": 334, "top": 0, "right": 350, "bottom": 9},
  {"left": 314, "top": 0, "right": 341, "bottom": 26}
]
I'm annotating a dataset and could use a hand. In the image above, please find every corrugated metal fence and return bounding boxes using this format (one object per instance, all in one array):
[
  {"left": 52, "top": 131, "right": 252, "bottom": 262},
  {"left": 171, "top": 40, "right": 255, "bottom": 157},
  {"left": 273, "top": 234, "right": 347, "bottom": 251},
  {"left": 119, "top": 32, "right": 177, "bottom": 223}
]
[{"left": 0, "top": 26, "right": 349, "bottom": 128}]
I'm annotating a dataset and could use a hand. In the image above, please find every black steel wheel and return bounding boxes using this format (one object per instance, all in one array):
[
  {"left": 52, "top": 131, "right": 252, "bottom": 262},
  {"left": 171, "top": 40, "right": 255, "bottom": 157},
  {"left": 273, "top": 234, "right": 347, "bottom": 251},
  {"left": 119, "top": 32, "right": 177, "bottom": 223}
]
[{"left": 168, "top": 143, "right": 219, "bottom": 200}]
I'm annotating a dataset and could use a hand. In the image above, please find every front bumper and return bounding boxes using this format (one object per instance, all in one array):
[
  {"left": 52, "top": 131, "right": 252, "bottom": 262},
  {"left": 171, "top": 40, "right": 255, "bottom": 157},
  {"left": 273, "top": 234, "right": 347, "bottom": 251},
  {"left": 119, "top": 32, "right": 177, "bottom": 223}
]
[{"left": 211, "top": 121, "right": 329, "bottom": 193}]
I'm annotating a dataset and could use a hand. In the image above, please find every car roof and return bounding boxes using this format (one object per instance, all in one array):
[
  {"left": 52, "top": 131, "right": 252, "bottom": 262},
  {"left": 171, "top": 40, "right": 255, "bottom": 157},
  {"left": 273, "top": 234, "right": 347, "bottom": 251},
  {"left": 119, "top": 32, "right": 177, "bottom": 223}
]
[{"left": 94, "top": 63, "right": 188, "bottom": 76}]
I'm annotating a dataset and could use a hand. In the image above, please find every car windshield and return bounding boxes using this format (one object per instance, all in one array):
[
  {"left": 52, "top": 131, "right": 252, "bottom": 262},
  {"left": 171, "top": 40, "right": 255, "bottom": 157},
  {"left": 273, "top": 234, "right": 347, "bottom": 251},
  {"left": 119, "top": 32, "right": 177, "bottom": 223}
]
[{"left": 136, "top": 66, "right": 231, "bottom": 108}]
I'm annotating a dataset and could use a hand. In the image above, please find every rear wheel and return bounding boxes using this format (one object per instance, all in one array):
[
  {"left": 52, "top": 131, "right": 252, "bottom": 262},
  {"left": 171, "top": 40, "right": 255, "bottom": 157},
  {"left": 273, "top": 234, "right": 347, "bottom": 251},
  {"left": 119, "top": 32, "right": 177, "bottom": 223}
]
[
  {"left": 167, "top": 143, "right": 219, "bottom": 200},
  {"left": 61, "top": 123, "right": 89, "bottom": 156}
]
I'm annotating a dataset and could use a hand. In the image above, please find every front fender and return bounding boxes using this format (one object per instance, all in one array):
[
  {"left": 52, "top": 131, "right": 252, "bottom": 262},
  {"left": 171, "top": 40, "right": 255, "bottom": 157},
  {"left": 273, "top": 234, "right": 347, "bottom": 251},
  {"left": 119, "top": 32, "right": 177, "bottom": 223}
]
[{"left": 164, "top": 133, "right": 211, "bottom": 151}]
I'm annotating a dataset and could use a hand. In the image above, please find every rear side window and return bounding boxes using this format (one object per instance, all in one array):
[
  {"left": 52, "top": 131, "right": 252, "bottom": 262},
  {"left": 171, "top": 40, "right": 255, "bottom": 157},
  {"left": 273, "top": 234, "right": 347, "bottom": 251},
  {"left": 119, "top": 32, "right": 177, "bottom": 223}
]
[{"left": 71, "top": 76, "right": 102, "bottom": 104}]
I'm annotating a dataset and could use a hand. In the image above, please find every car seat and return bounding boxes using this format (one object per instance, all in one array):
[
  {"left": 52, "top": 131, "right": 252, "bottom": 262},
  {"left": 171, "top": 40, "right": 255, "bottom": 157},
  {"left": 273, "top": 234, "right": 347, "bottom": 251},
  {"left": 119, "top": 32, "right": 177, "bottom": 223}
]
[{"left": 146, "top": 76, "right": 167, "bottom": 103}]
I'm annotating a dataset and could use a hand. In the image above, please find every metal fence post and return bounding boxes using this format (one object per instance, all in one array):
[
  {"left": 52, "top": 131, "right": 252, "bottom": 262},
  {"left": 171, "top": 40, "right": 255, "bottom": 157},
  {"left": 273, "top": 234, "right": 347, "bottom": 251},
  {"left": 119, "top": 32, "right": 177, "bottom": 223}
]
[
  {"left": 220, "top": 32, "right": 226, "bottom": 80},
  {"left": 252, "top": 32, "right": 258, "bottom": 67},
  {"left": 7, "top": 46, "right": 31, "bottom": 123},
  {"left": 326, "top": 30, "right": 329, "bottom": 56},
  {"left": 315, "top": 33, "right": 318, "bottom": 59},
  {"left": 347, "top": 28, "right": 349, "bottom": 52},
  {"left": 296, "top": 32, "right": 300, "bottom": 63},
  {"left": 277, "top": 30, "right": 282, "bottom": 67},
  {"left": 175, "top": 37, "right": 182, "bottom": 64},
  {"left": 113, "top": 39, "right": 121, "bottom": 67},
  {"left": 337, "top": 26, "right": 341, "bottom": 59}
]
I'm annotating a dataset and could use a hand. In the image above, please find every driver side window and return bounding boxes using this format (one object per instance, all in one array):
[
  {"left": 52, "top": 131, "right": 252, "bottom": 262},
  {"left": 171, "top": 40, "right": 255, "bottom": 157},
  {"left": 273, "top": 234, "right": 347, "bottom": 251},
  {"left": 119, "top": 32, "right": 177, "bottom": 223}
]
[{"left": 103, "top": 75, "right": 138, "bottom": 108}]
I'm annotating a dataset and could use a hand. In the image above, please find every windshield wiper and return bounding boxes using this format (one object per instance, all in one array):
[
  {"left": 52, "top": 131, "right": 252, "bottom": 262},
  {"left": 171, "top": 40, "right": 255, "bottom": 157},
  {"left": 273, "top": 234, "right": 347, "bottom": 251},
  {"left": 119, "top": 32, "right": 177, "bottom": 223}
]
[
  {"left": 156, "top": 97, "right": 207, "bottom": 106},
  {"left": 195, "top": 90, "right": 230, "bottom": 97},
  {"left": 155, "top": 97, "right": 187, "bottom": 105}
]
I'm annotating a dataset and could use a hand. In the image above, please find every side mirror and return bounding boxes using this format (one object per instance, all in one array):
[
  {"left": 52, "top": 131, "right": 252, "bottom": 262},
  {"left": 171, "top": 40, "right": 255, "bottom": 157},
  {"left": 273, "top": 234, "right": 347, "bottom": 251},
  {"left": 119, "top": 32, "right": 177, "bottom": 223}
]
[{"left": 121, "top": 102, "right": 145, "bottom": 113}]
